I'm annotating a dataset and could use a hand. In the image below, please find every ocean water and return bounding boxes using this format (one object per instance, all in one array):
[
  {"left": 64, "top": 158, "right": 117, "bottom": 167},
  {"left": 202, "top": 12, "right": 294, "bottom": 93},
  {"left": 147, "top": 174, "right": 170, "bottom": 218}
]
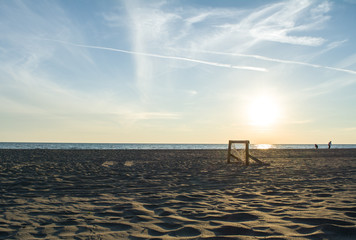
[{"left": 0, "top": 142, "right": 355, "bottom": 150}]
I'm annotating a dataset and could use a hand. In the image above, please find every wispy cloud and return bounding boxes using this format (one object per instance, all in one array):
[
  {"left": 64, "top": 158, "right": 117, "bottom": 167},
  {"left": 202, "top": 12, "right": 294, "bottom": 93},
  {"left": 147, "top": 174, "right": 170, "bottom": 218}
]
[
  {"left": 112, "top": 0, "right": 335, "bottom": 99},
  {"left": 182, "top": 48, "right": 356, "bottom": 75},
  {"left": 41, "top": 38, "right": 267, "bottom": 72},
  {"left": 0, "top": 1, "right": 183, "bottom": 130},
  {"left": 244, "top": 0, "right": 330, "bottom": 46},
  {"left": 206, "top": 0, "right": 331, "bottom": 48}
]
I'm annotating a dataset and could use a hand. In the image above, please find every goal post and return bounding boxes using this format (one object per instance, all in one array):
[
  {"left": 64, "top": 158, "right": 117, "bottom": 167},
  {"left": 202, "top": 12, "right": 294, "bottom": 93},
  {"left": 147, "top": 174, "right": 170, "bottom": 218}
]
[
  {"left": 227, "top": 140, "right": 250, "bottom": 165},
  {"left": 227, "top": 140, "right": 264, "bottom": 166}
]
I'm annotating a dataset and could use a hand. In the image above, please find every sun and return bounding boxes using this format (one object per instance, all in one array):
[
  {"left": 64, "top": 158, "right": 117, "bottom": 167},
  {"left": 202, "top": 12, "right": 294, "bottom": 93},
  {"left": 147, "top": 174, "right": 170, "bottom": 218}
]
[{"left": 248, "top": 96, "right": 280, "bottom": 127}]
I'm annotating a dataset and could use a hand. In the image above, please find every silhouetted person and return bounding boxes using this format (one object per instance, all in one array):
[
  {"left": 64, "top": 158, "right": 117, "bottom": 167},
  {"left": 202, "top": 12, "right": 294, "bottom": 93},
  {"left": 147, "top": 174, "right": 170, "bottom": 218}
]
[
  {"left": 328, "top": 141, "right": 332, "bottom": 149},
  {"left": 315, "top": 144, "right": 318, "bottom": 149}
]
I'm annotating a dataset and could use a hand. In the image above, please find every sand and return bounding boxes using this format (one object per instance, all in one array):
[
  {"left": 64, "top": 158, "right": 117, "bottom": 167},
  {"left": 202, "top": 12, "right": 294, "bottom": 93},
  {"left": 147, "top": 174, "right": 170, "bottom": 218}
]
[{"left": 0, "top": 149, "right": 355, "bottom": 239}]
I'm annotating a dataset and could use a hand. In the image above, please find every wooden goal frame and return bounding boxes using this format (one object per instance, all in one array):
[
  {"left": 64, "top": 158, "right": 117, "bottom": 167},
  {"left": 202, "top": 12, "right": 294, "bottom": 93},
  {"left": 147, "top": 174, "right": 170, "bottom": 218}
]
[
  {"left": 227, "top": 140, "right": 263, "bottom": 166},
  {"left": 227, "top": 140, "right": 250, "bottom": 165}
]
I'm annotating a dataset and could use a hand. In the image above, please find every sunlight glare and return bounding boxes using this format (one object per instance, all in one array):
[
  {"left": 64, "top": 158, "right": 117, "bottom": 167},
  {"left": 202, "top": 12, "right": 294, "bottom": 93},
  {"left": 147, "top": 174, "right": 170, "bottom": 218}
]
[
  {"left": 248, "top": 96, "right": 280, "bottom": 127},
  {"left": 255, "top": 144, "right": 273, "bottom": 149}
]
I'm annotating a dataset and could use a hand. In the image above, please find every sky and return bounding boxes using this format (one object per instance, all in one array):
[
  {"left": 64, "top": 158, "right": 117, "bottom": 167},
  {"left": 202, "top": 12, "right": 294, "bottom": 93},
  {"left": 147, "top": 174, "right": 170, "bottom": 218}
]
[{"left": 1, "top": 0, "right": 356, "bottom": 144}]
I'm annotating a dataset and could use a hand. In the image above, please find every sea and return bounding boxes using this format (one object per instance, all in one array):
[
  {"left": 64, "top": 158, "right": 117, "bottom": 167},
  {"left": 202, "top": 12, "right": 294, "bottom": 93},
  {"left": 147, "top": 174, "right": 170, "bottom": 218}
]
[{"left": 0, "top": 142, "right": 355, "bottom": 150}]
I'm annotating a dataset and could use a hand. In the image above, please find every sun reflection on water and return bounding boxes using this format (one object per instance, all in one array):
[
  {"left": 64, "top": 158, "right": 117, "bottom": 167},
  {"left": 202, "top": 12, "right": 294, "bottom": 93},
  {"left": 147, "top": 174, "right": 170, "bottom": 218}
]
[{"left": 255, "top": 144, "right": 274, "bottom": 149}]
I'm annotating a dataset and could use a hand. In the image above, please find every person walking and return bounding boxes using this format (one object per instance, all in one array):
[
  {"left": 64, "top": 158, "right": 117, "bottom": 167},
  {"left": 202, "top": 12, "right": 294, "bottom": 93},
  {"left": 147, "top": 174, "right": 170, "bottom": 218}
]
[{"left": 328, "top": 141, "right": 332, "bottom": 149}]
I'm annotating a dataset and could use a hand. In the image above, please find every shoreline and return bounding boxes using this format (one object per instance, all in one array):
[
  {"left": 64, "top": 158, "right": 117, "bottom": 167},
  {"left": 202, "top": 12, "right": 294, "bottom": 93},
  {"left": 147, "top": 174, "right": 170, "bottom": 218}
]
[
  {"left": 1, "top": 142, "right": 356, "bottom": 150},
  {"left": 1, "top": 149, "right": 355, "bottom": 239}
]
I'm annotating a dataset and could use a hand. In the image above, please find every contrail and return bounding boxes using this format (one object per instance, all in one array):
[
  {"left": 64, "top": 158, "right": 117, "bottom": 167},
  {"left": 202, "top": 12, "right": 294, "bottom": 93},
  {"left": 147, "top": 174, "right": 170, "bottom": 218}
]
[
  {"left": 43, "top": 39, "right": 267, "bottom": 72},
  {"left": 187, "top": 49, "right": 356, "bottom": 75}
]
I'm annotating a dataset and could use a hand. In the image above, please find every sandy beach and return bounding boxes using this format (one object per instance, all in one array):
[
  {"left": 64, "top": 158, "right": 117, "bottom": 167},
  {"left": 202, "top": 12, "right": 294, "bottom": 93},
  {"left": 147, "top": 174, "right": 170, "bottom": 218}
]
[{"left": 0, "top": 149, "right": 355, "bottom": 239}]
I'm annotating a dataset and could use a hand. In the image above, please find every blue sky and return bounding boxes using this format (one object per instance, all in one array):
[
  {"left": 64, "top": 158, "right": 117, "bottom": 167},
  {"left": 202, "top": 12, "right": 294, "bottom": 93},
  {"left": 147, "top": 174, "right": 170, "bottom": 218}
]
[{"left": 1, "top": 0, "right": 356, "bottom": 144}]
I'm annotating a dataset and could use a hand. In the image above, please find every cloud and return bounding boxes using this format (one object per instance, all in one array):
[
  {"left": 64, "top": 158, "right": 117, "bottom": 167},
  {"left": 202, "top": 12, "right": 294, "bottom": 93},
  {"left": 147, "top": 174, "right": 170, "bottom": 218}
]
[
  {"left": 183, "top": 48, "right": 356, "bottom": 76},
  {"left": 95, "top": 0, "right": 347, "bottom": 119},
  {"left": 114, "top": 0, "right": 333, "bottom": 96},
  {"left": 217, "top": 0, "right": 330, "bottom": 47},
  {"left": 41, "top": 38, "right": 267, "bottom": 72},
  {"left": 0, "top": 1, "right": 181, "bottom": 130},
  {"left": 0, "top": 1, "right": 98, "bottom": 112}
]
